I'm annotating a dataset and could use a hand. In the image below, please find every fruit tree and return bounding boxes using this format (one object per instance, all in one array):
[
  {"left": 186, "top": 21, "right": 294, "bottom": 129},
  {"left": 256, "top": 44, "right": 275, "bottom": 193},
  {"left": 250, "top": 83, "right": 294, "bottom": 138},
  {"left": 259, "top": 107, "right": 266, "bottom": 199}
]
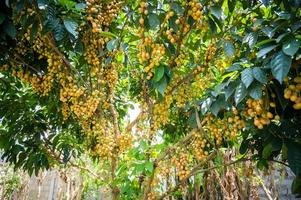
[{"left": 0, "top": 0, "right": 301, "bottom": 199}]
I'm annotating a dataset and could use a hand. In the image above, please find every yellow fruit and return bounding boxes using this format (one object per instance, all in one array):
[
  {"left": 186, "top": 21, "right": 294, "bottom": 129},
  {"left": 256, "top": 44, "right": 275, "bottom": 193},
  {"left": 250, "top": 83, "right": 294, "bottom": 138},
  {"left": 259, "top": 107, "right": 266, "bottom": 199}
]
[
  {"left": 290, "top": 94, "right": 298, "bottom": 102},
  {"left": 284, "top": 89, "right": 292, "bottom": 99},
  {"left": 294, "top": 77, "right": 301, "bottom": 83},
  {"left": 274, "top": 115, "right": 280, "bottom": 120},
  {"left": 257, "top": 124, "right": 263, "bottom": 129},
  {"left": 228, "top": 117, "right": 233, "bottom": 123},
  {"left": 270, "top": 102, "right": 276, "bottom": 108},
  {"left": 284, "top": 77, "right": 289, "bottom": 82},
  {"left": 139, "top": 18, "right": 144, "bottom": 25},
  {"left": 271, "top": 93, "right": 276, "bottom": 98},
  {"left": 293, "top": 103, "right": 301, "bottom": 110},
  {"left": 267, "top": 112, "right": 273, "bottom": 119}
]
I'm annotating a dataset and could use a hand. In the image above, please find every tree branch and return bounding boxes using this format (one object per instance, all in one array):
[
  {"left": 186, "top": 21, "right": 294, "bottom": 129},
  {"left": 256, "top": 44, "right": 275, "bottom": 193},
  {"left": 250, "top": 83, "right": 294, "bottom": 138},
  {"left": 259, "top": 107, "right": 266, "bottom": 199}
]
[{"left": 159, "top": 154, "right": 249, "bottom": 199}]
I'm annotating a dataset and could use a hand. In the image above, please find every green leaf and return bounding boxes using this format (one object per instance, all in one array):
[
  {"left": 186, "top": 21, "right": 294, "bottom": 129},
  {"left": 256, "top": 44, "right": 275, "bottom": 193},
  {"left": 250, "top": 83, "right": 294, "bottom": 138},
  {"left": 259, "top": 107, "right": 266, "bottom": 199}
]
[
  {"left": 145, "top": 161, "right": 154, "bottom": 173},
  {"left": 170, "top": 3, "right": 183, "bottom": 15},
  {"left": 134, "top": 163, "right": 145, "bottom": 174},
  {"left": 75, "top": 3, "right": 86, "bottom": 10},
  {"left": 226, "top": 64, "right": 242, "bottom": 72},
  {"left": 286, "top": 141, "right": 301, "bottom": 175},
  {"left": 30, "top": 21, "right": 38, "bottom": 43},
  {"left": 252, "top": 67, "right": 268, "bottom": 84},
  {"left": 292, "top": 175, "right": 301, "bottom": 195},
  {"left": 59, "top": 0, "right": 76, "bottom": 9},
  {"left": 257, "top": 159, "right": 269, "bottom": 170},
  {"left": 5, "top": 21, "right": 16, "bottom": 38},
  {"left": 99, "top": 31, "right": 117, "bottom": 38},
  {"left": 210, "top": 95, "right": 226, "bottom": 116},
  {"left": 107, "top": 39, "right": 119, "bottom": 51},
  {"left": 270, "top": 51, "right": 292, "bottom": 83},
  {"left": 225, "top": 81, "right": 237, "bottom": 100},
  {"left": 210, "top": 6, "right": 222, "bottom": 19},
  {"left": 262, "top": 143, "right": 273, "bottom": 159},
  {"left": 255, "top": 39, "right": 275, "bottom": 47},
  {"left": 262, "top": 27, "right": 275, "bottom": 38},
  {"left": 241, "top": 68, "right": 254, "bottom": 88},
  {"left": 157, "top": 77, "right": 167, "bottom": 95},
  {"left": 63, "top": 19, "right": 78, "bottom": 38},
  {"left": 224, "top": 41, "right": 235, "bottom": 57},
  {"left": 75, "top": 40, "right": 84, "bottom": 53},
  {"left": 248, "top": 82, "right": 262, "bottom": 99},
  {"left": 276, "top": 33, "right": 289, "bottom": 43},
  {"left": 154, "top": 65, "right": 164, "bottom": 82},
  {"left": 243, "top": 32, "right": 258, "bottom": 48},
  {"left": 257, "top": 45, "right": 277, "bottom": 58},
  {"left": 148, "top": 13, "right": 160, "bottom": 29},
  {"left": 0, "top": 12, "right": 5, "bottom": 24},
  {"left": 239, "top": 139, "right": 250, "bottom": 154},
  {"left": 54, "top": 24, "right": 66, "bottom": 41},
  {"left": 208, "top": 17, "right": 217, "bottom": 34},
  {"left": 234, "top": 82, "right": 247, "bottom": 105},
  {"left": 201, "top": 97, "right": 213, "bottom": 114},
  {"left": 282, "top": 38, "right": 301, "bottom": 56},
  {"left": 282, "top": 143, "right": 288, "bottom": 160},
  {"left": 262, "top": 0, "right": 271, "bottom": 6}
]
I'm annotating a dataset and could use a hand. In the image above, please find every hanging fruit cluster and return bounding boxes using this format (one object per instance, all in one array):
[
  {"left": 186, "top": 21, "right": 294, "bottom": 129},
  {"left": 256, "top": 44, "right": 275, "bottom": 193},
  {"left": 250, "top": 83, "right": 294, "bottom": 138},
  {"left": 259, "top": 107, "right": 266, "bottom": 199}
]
[{"left": 284, "top": 75, "right": 301, "bottom": 110}]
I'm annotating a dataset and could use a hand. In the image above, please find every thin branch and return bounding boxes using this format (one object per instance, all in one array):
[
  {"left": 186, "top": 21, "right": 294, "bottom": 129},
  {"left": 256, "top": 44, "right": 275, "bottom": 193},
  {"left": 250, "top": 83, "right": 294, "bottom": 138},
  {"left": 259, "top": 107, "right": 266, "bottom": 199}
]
[
  {"left": 142, "top": 126, "right": 206, "bottom": 199},
  {"left": 109, "top": 101, "right": 120, "bottom": 136},
  {"left": 256, "top": 175, "right": 274, "bottom": 200},
  {"left": 270, "top": 159, "right": 289, "bottom": 167},
  {"left": 68, "top": 162, "right": 104, "bottom": 181},
  {"left": 159, "top": 154, "right": 249, "bottom": 199}
]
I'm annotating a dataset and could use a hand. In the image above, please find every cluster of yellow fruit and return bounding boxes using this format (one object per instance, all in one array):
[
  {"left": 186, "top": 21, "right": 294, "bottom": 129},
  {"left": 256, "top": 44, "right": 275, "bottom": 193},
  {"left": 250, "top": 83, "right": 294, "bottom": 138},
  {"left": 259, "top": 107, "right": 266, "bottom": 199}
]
[
  {"left": 12, "top": 32, "right": 64, "bottom": 96},
  {"left": 174, "top": 52, "right": 188, "bottom": 67},
  {"left": 202, "top": 111, "right": 244, "bottom": 145},
  {"left": 147, "top": 192, "right": 157, "bottom": 200},
  {"left": 214, "top": 58, "right": 233, "bottom": 73},
  {"left": 165, "top": 28, "right": 177, "bottom": 44},
  {"left": 86, "top": 118, "right": 105, "bottom": 136},
  {"left": 226, "top": 108, "right": 246, "bottom": 138},
  {"left": 191, "top": 73, "right": 213, "bottom": 96},
  {"left": 171, "top": 152, "right": 190, "bottom": 180},
  {"left": 152, "top": 94, "right": 173, "bottom": 130},
  {"left": 86, "top": 0, "right": 121, "bottom": 32},
  {"left": 104, "top": 63, "right": 120, "bottom": 93},
  {"left": 245, "top": 98, "right": 277, "bottom": 129},
  {"left": 94, "top": 134, "right": 116, "bottom": 158},
  {"left": 284, "top": 75, "right": 301, "bottom": 110},
  {"left": 70, "top": 92, "right": 101, "bottom": 120},
  {"left": 59, "top": 79, "right": 84, "bottom": 103},
  {"left": 88, "top": 116, "right": 132, "bottom": 158},
  {"left": 188, "top": 0, "right": 203, "bottom": 21},
  {"left": 83, "top": 32, "right": 107, "bottom": 70},
  {"left": 116, "top": 133, "right": 132, "bottom": 153},
  {"left": 0, "top": 64, "right": 9, "bottom": 72},
  {"left": 61, "top": 102, "right": 70, "bottom": 120},
  {"left": 13, "top": 69, "right": 54, "bottom": 96},
  {"left": 203, "top": 115, "right": 225, "bottom": 145},
  {"left": 157, "top": 160, "right": 173, "bottom": 177},
  {"left": 205, "top": 43, "right": 217, "bottom": 62},
  {"left": 152, "top": 67, "right": 212, "bottom": 130},
  {"left": 174, "top": 83, "right": 193, "bottom": 108},
  {"left": 190, "top": 129, "right": 210, "bottom": 161},
  {"left": 137, "top": 27, "right": 166, "bottom": 79},
  {"left": 58, "top": 75, "right": 101, "bottom": 121},
  {"left": 139, "top": 1, "right": 148, "bottom": 15}
]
